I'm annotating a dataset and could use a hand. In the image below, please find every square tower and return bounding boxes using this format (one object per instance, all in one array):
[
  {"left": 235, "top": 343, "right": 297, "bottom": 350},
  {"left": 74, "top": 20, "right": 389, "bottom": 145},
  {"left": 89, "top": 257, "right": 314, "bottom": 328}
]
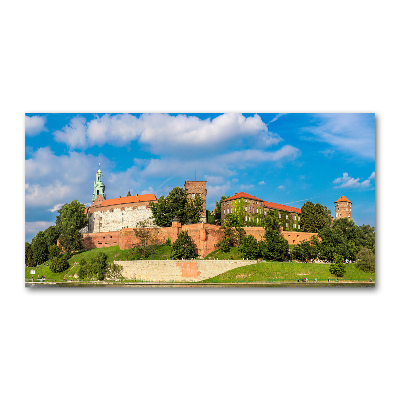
[
  {"left": 334, "top": 195, "right": 352, "bottom": 219},
  {"left": 184, "top": 181, "right": 207, "bottom": 223}
]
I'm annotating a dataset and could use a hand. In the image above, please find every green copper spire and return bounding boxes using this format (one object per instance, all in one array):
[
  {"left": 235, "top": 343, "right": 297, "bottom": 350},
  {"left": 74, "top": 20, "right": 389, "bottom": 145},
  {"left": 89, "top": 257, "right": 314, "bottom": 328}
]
[{"left": 92, "top": 163, "right": 106, "bottom": 202}]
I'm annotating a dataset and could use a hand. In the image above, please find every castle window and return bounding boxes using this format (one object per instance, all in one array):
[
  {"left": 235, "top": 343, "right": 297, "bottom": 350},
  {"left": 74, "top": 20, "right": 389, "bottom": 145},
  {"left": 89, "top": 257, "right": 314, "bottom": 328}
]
[
  {"left": 279, "top": 213, "right": 281, "bottom": 218},
  {"left": 286, "top": 223, "right": 288, "bottom": 228},
  {"left": 293, "top": 224, "right": 296, "bottom": 228},
  {"left": 298, "top": 225, "right": 300, "bottom": 229},
  {"left": 286, "top": 215, "right": 288, "bottom": 219}
]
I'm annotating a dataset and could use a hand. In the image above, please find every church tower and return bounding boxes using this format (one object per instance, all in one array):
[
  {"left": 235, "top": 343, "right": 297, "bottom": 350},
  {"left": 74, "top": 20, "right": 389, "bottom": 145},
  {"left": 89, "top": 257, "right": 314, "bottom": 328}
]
[
  {"left": 334, "top": 195, "right": 351, "bottom": 220},
  {"left": 92, "top": 163, "right": 106, "bottom": 202}
]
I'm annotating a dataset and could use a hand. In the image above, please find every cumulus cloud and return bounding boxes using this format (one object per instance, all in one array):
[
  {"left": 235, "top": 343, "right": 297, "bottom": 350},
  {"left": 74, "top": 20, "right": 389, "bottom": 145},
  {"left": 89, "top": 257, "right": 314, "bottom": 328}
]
[
  {"left": 258, "top": 181, "right": 266, "bottom": 185},
  {"left": 333, "top": 172, "right": 375, "bottom": 189},
  {"left": 304, "top": 113, "right": 375, "bottom": 159},
  {"left": 25, "top": 221, "right": 54, "bottom": 234},
  {"left": 49, "top": 203, "right": 64, "bottom": 212},
  {"left": 25, "top": 115, "right": 47, "bottom": 136},
  {"left": 52, "top": 113, "right": 281, "bottom": 154}
]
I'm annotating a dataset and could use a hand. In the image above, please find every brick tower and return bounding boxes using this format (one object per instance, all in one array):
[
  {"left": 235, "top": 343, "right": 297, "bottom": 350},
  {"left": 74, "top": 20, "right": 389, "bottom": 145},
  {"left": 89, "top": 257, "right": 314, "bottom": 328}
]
[
  {"left": 334, "top": 195, "right": 352, "bottom": 219},
  {"left": 184, "top": 181, "right": 207, "bottom": 223}
]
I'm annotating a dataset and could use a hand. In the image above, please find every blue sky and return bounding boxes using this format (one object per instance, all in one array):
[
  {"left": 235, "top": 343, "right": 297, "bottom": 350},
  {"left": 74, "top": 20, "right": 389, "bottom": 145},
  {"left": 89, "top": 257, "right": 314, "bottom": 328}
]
[{"left": 25, "top": 113, "right": 375, "bottom": 242}]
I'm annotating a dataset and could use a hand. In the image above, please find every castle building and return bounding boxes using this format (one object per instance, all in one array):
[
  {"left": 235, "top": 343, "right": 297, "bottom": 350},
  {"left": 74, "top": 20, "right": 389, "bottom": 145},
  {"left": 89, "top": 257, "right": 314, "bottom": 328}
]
[
  {"left": 334, "top": 195, "right": 352, "bottom": 219},
  {"left": 220, "top": 192, "right": 301, "bottom": 230},
  {"left": 86, "top": 166, "right": 157, "bottom": 233},
  {"left": 184, "top": 180, "right": 207, "bottom": 223}
]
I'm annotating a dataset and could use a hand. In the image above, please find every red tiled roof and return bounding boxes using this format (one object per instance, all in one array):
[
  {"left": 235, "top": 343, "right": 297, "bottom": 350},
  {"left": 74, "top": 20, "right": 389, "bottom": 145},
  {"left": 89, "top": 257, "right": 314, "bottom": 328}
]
[
  {"left": 264, "top": 201, "right": 301, "bottom": 214},
  {"left": 335, "top": 195, "right": 351, "bottom": 203},
  {"left": 101, "top": 193, "right": 157, "bottom": 207},
  {"left": 223, "top": 192, "right": 264, "bottom": 202}
]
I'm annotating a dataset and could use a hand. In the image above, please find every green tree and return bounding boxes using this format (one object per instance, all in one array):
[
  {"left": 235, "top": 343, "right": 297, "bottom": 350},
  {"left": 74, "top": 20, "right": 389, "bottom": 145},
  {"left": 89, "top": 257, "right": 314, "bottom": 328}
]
[
  {"left": 31, "top": 231, "right": 49, "bottom": 265},
  {"left": 329, "top": 254, "right": 346, "bottom": 278},
  {"left": 49, "top": 255, "right": 69, "bottom": 273},
  {"left": 171, "top": 231, "right": 198, "bottom": 259},
  {"left": 213, "top": 195, "right": 227, "bottom": 224},
  {"left": 259, "top": 230, "right": 289, "bottom": 261},
  {"left": 133, "top": 219, "right": 161, "bottom": 258},
  {"left": 300, "top": 201, "right": 332, "bottom": 233},
  {"left": 43, "top": 225, "right": 60, "bottom": 251},
  {"left": 206, "top": 210, "right": 215, "bottom": 224},
  {"left": 56, "top": 200, "right": 88, "bottom": 257},
  {"left": 239, "top": 235, "right": 260, "bottom": 260},
  {"left": 48, "top": 244, "right": 61, "bottom": 260},
  {"left": 356, "top": 247, "right": 375, "bottom": 272},
  {"left": 263, "top": 209, "right": 281, "bottom": 232},
  {"left": 217, "top": 219, "right": 237, "bottom": 252},
  {"left": 150, "top": 187, "right": 204, "bottom": 226},
  {"left": 234, "top": 226, "right": 246, "bottom": 246},
  {"left": 25, "top": 242, "right": 35, "bottom": 268}
]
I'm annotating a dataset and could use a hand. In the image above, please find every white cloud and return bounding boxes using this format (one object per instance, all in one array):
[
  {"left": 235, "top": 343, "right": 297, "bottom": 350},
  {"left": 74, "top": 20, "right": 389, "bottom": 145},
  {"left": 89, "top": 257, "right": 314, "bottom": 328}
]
[
  {"left": 49, "top": 203, "right": 63, "bottom": 212},
  {"left": 333, "top": 172, "right": 375, "bottom": 189},
  {"left": 51, "top": 113, "right": 281, "bottom": 154},
  {"left": 25, "top": 115, "right": 47, "bottom": 136},
  {"left": 239, "top": 184, "right": 254, "bottom": 191},
  {"left": 25, "top": 221, "right": 53, "bottom": 234},
  {"left": 258, "top": 180, "right": 266, "bottom": 185},
  {"left": 207, "top": 182, "right": 231, "bottom": 206},
  {"left": 304, "top": 113, "right": 375, "bottom": 159},
  {"left": 277, "top": 185, "right": 285, "bottom": 190},
  {"left": 267, "top": 113, "right": 286, "bottom": 125}
]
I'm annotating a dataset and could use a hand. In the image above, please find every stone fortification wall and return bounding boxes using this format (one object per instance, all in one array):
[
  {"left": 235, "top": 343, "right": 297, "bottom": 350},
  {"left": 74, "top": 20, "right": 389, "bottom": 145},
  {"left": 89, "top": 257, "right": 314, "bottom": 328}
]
[
  {"left": 115, "top": 259, "right": 258, "bottom": 282},
  {"left": 88, "top": 205, "right": 155, "bottom": 233},
  {"left": 83, "top": 224, "right": 318, "bottom": 257}
]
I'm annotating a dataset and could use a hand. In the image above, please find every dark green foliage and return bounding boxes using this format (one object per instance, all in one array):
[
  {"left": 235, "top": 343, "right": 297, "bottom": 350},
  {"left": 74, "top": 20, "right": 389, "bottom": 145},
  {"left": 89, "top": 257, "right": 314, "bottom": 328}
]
[
  {"left": 260, "top": 230, "right": 289, "bottom": 261},
  {"left": 43, "top": 225, "right": 60, "bottom": 250},
  {"left": 48, "top": 244, "right": 61, "bottom": 260},
  {"left": 150, "top": 187, "right": 204, "bottom": 227},
  {"left": 225, "top": 213, "right": 241, "bottom": 227},
  {"left": 93, "top": 252, "right": 108, "bottom": 280},
  {"left": 234, "top": 226, "right": 246, "bottom": 246},
  {"left": 171, "top": 231, "right": 198, "bottom": 259},
  {"left": 25, "top": 242, "right": 35, "bottom": 268},
  {"left": 165, "top": 237, "right": 171, "bottom": 246},
  {"left": 56, "top": 200, "right": 88, "bottom": 256},
  {"left": 239, "top": 235, "right": 259, "bottom": 260},
  {"left": 291, "top": 239, "right": 319, "bottom": 262},
  {"left": 263, "top": 209, "right": 281, "bottom": 232},
  {"left": 49, "top": 255, "right": 69, "bottom": 273},
  {"left": 213, "top": 195, "right": 227, "bottom": 224},
  {"left": 329, "top": 254, "right": 346, "bottom": 277},
  {"left": 31, "top": 231, "right": 49, "bottom": 265},
  {"left": 217, "top": 220, "right": 237, "bottom": 252},
  {"left": 301, "top": 201, "right": 332, "bottom": 232},
  {"left": 206, "top": 210, "right": 215, "bottom": 224},
  {"left": 356, "top": 247, "right": 375, "bottom": 272}
]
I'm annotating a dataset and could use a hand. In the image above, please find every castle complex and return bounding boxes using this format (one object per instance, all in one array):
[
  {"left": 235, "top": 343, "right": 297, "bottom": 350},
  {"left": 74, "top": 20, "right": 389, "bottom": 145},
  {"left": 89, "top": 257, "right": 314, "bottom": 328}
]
[{"left": 81, "top": 165, "right": 352, "bottom": 255}]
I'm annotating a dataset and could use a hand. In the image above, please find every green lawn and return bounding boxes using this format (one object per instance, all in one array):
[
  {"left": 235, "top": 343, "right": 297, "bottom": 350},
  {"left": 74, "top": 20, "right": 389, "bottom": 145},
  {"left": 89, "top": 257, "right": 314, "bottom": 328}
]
[
  {"left": 202, "top": 261, "right": 375, "bottom": 283},
  {"left": 205, "top": 247, "right": 244, "bottom": 260}
]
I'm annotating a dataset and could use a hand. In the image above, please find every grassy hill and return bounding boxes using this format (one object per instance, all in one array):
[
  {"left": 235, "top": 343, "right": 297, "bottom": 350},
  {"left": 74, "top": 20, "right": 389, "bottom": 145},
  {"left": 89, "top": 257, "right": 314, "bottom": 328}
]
[{"left": 201, "top": 261, "right": 375, "bottom": 283}]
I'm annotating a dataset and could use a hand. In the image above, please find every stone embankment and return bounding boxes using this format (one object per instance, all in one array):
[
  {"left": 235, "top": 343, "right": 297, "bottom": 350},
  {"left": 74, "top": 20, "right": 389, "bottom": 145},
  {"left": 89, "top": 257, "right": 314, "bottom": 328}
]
[{"left": 115, "top": 259, "right": 257, "bottom": 282}]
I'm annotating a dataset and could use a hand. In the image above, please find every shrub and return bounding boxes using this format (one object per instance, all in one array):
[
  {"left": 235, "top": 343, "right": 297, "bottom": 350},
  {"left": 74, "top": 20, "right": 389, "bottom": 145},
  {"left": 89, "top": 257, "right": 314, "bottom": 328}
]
[
  {"left": 239, "top": 235, "right": 259, "bottom": 260},
  {"left": 329, "top": 254, "right": 346, "bottom": 277},
  {"left": 356, "top": 247, "right": 375, "bottom": 272},
  {"left": 49, "top": 255, "right": 69, "bottom": 273},
  {"left": 171, "top": 231, "right": 197, "bottom": 259},
  {"left": 48, "top": 244, "right": 61, "bottom": 260},
  {"left": 260, "top": 230, "right": 289, "bottom": 261},
  {"left": 165, "top": 237, "right": 171, "bottom": 246}
]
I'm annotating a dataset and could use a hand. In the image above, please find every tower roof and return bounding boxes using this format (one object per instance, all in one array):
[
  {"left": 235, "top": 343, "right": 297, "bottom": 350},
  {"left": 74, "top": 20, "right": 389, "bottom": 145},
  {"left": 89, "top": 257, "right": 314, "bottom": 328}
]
[{"left": 335, "top": 195, "right": 351, "bottom": 203}]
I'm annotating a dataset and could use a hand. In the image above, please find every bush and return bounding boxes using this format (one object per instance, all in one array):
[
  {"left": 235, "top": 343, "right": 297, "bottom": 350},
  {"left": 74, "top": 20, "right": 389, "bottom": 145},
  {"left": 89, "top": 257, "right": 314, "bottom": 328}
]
[
  {"left": 329, "top": 254, "right": 346, "bottom": 277},
  {"left": 49, "top": 255, "right": 69, "bottom": 273},
  {"left": 171, "top": 231, "right": 197, "bottom": 259},
  {"left": 356, "top": 247, "right": 375, "bottom": 272},
  {"left": 48, "top": 244, "right": 61, "bottom": 260},
  {"left": 239, "top": 235, "right": 259, "bottom": 260},
  {"left": 165, "top": 237, "right": 171, "bottom": 246},
  {"left": 92, "top": 252, "right": 108, "bottom": 280},
  {"left": 260, "top": 230, "right": 289, "bottom": 261}
]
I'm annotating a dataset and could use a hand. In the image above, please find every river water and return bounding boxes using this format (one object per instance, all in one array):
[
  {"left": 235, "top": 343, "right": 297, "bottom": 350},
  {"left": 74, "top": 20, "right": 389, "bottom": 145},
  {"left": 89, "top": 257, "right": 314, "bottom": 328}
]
[{"left": 26, "top": 282, "right": 375, "bottom": 288}]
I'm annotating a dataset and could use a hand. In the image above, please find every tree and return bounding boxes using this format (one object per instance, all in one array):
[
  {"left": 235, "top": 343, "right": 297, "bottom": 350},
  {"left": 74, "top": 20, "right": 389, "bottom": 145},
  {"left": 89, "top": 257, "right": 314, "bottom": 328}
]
[
  {"left": 217, "top": 219, "right": 237, "bottom": 252},
  {"left": 49, "top": 255, "right": 69, "bottom": 273},
  {"left": 263, "top": 209, "right": 281, "bottom": 232},
  {"left": 43, "top": 225, "right": 60, "bottom": 251},
  {"left": 234, "top": 226, "right": 246, "bottom": 246},
  {"left": 48, "top": 244, "right": 61, "bottom": 260},
  {"left": 300, "top": 201, "right": 331, "bottom": 232},
  {"left": 329, "top": 254, "right": 346, "bottom": 278},
  {"left": 171, "top": 231, "right": 198, "bottom": 259},
  {"left": 56, "top": 200, "right": 88, "bottom": 257},
  {"left": 356, "top": 247, "right": 375, "bottom": 272},
  {"left": 213, "top": 195, "right": 227, "bottom": 224},
  {"left": 25, "top": 242, "right": 35, "bottom": 268},
  {"left": 31, "top": 231, "right": 49, "bottom": 265},
  {"left": 259, "top": 229, "right": 289, "bottom": 261},
  {"left": 239, "top": 235, "right": 259, "bottom": 259},
  {"left": 150, "top": 187, "right": 204, "bottom": 226},
  {"left": 206, "top": 210, "right": 215, "bottom": 224},
  {"left": 133, "top": 219, "right": 161, "bottom": 258}
]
